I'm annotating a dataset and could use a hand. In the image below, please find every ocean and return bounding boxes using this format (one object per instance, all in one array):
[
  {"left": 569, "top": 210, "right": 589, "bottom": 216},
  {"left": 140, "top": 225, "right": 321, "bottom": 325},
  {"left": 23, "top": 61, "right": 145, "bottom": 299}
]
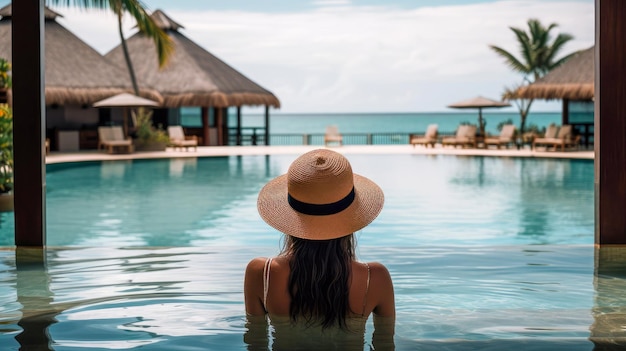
[{"left": 182, "top": 110, "right": 561, "bottom": 135}]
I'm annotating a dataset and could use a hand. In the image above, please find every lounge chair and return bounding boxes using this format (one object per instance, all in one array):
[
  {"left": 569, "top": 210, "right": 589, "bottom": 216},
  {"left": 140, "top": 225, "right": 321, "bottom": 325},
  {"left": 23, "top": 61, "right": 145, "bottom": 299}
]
[
  {"left": 98, "top": 126, "right": 134, "bottom": 154},
  {"left": 533, "top": 124, "right": 579, "bottom": 151},
  {"left": 484, "top": 124, "right": 516, "bottom": 149},
  {"left": 324, "top": 125, "right": 343, "bottom": 146},
  {"left": 441, "top": 125, "right": 477, "bottom": 148},
  {"left": 531, "top": 124, "right": 558, "bottom": 150},
  {"left": 409, "top": 124, "right": 438, "bottom": 148},
  {"left": 168, "top": 126, "right": 198, "bottom": 151}
]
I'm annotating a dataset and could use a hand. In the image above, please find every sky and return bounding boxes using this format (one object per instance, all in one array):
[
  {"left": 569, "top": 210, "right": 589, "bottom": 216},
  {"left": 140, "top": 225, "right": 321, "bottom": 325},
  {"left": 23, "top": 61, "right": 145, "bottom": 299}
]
[{"left": 1, "top": 0, "right": 594, "bottom": 113}]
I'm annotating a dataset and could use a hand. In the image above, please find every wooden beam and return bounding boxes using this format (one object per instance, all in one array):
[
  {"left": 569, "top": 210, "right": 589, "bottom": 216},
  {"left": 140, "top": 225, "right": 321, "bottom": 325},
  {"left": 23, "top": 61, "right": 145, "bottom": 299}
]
[
  {"left": 237, "top": 106, "right": 242, "bottom": 145},
  {"left": 595, "top": 0, "right": 626, "bottom": 244},
  {"left": 12, "top": 0, "right": 46, "bottom": 247},
  {"left": 216, "top": 107, "right": 223, "bottom": 145},
  {"left": 201, "top": 107, "right": 209, "bottom": 146},
  {"left": 264, "top": 105, "right": 270, "bottom": 146}
]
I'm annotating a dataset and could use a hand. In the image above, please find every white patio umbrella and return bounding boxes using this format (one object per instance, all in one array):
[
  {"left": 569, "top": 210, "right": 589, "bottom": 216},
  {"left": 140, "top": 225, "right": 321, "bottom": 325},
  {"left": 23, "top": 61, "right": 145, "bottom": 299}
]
[
  {"left": 93, "top": 93, "right": 160, "bottom": 137},
  {"left": 93, "top": 93, "right": 160, "bottom": 108}
]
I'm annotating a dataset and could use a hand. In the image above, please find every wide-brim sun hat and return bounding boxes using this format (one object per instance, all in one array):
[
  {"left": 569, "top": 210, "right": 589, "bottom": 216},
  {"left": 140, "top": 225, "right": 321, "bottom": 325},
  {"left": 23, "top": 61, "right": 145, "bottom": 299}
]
[{"left": 257, "top": 149, "right": 384, "bottom": 240}]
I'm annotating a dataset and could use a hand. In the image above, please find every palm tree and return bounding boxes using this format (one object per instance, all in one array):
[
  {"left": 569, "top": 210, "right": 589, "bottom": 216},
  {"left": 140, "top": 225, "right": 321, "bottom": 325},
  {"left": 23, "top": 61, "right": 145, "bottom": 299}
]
[
  {"left": 489, "top": 18, "right": 576, "bottom": 135},
  {"left": 48, "top": 0, "right": 173, "bottom": 96}
]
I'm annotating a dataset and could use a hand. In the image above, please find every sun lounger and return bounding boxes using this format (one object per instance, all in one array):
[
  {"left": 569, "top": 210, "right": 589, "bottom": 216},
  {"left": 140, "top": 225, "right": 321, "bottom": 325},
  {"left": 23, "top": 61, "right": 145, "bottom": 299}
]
[
  {"left": 441, "top": 125, "right": 477, "bottom": 148},
  {"left": 409, "top": 124, "right": 438, "bottom": 147},
  {"left": 533, "top": 124, "right": 579, "bottom": 151},
  {"left": 98, "top": 126, "right": 134, "bottom": 154},
  {"left": 168, "top": 126, "right": 198, "bottom": 151},
  {"left": 324, "top": 125, "right": 343, "bottom": 146},
  {"left": 484, "top": 124, "right": 516, "bottom": 149}
]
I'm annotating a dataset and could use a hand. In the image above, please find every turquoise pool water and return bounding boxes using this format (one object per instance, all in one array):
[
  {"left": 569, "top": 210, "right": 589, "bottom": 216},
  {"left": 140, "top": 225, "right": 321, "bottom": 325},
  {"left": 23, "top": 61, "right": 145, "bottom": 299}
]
[
  {"left": 4, "top": 245, "right": 626, "bottom": 350},
  {"left": 0, "top": 154, "right": 595, "bottom": 246},
  {"left": 1, "top": 154, "right": 614, "bottom": 350}
]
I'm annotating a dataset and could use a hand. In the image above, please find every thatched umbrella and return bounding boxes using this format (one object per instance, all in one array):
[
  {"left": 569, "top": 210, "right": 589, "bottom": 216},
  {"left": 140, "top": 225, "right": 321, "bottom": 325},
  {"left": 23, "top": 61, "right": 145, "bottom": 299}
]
[
  {"left": 104, "top": 9, "right": 280, "bottom": 108},
  {"left": 447, "top": 96, "right": 511, "bottom": 136},
  {"left": 514, "top": 46, "right": 594, "bottom": 100},
  {"left": 0, "top": 4, "right": 162, "bottom": 106}
]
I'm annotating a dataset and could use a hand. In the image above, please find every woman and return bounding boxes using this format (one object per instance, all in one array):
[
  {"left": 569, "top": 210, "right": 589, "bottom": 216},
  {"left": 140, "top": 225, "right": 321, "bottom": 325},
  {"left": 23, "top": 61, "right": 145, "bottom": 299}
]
[{"left": 244, "top": 149, "right": 395, "bottom": 349}]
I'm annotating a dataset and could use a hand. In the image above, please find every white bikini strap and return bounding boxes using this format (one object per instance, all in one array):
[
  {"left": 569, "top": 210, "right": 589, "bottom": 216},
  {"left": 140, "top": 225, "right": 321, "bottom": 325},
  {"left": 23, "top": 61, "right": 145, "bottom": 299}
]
[
  {"left": 263, "top": 257, "right": 273, "bottom": 312},
  {"left": 362, "top": 262, "right": 370, "bottom": 316}
]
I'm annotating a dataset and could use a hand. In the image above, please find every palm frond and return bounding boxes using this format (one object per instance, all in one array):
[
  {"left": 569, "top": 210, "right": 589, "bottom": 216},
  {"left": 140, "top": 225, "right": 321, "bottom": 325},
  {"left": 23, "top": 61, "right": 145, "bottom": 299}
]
[
  {"left": 548, "top": 50, "right": 579, "bottom": 70},
  {"left": 46, "top": 0, "right": 109, "bottom": 9},
  {"left": 542, "top": 33, "right": 573, "bottom": 68},
  {"left": 510, "top": 28, "right": 534, "bottom": 71},
  {"left": 492, "top": 18, "right": 577, "bottom": 81},
  {"left": 489, "top": 45, "right": 530, "bottom": 75},
  {"left": 121, "top": 0, "right": 174, "bottom": 68}
]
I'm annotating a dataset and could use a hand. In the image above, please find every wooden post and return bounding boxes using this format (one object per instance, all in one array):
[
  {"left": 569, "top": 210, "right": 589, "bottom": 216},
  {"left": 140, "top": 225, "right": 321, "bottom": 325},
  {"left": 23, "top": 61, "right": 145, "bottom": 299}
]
[
  {"left": 562, "top": 99, "right": 569, "bottom": 125},
  {"left": 595, "top": 0, "right": 626, "bottom": 244},
  {"left": 15, "top": 247, "right": 54, "bottom": 349},
  {"left": 12, "top": 0, "right": 46, "bottom": 247},
  {"left": 264, "top": 105, "right": 270, "bottom": 146},
  {"left": 201, "top": 107, "right": 209, "bottom": 146},
  {"left": 237, "top": 106, "right": 242, "bottom": 146},
  {"left": 216, "top": 107, "right": 223, "bottom": 145}
]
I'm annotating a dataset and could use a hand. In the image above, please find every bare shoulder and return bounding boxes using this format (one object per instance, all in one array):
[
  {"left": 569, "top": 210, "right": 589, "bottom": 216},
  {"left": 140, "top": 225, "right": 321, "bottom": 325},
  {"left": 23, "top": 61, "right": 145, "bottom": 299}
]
[
  {"left": 367, "top": 261, "right": 392, "bottom": 282},
  {"left": 366, "top": 261, "right": 395, "bottom": 318},
  {"left": 244, "top": 257, "right": 269, "bottom": 316},
  {"left": 245, "top": 257, "right": 268, "bottom": 275}
]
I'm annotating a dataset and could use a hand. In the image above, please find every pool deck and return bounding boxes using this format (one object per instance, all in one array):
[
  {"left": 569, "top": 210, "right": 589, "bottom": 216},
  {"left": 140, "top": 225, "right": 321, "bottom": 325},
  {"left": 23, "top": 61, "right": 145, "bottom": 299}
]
[{"left": 45, "top": 145, "right": 594, "bottom": 164}]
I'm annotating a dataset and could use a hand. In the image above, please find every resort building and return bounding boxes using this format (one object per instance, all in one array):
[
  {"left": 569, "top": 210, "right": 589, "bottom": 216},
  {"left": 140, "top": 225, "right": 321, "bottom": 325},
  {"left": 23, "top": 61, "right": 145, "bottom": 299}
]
[
  {"left": 0, "top": 5, "right": 279, "bottom": 150},
  {"left": 516, "top": 46, "right": 594, "bottom": 147},
  {"left": 0, "top": 4, "right": 162, "bottom": 151},
  {"left": 104, "top": 10, "right": 281, "bottom": 147}
]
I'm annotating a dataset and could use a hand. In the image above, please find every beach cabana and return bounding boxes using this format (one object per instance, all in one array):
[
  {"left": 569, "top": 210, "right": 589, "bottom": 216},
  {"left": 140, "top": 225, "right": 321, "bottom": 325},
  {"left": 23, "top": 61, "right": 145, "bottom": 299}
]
[
  {"left": 0, "top": 5, "right": 162, "bottom": 151},
  {"left": 514, "top": 46, "right": 594, "bottom": 147},
  {"left": 104, "top": 10, "right": 280, "bottom": 146}
]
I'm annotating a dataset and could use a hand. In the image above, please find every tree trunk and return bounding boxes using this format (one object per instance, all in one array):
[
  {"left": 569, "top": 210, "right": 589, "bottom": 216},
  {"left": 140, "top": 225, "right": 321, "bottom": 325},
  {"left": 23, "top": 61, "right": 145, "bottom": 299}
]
[
  {"left": 118, "top": 13, "right": 139, "bottom": 96},
  {"left": 518, "top": 98, "right": 534, "bottom": 135}
]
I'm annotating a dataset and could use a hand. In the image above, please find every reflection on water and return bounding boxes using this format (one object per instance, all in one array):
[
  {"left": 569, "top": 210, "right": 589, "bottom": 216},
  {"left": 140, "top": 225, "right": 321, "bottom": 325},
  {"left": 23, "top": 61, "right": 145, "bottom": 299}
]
[
  {"left": 0, "top": 245, "right": 620, "bottom": 350},
  {"left": 590, "top": 247, "right": 626, "bottom": 350},
  {"left": 243, "top": 315, "right": 396, "bottom": 351},
  {"left": 0, "top": 155, "right": 594, "bottom": 247},
  {"left": 169, "top": 157, "right": 197, "bottom": 178},
  {"left": 0, "top": 154, "right": 598, "bottom": 349},
  {"left": 100, "top": 160, "right": 132, "bottom": 179},
  {"left": 374, "top": 155, "right": 593, "bottom": 246},
  {"left": 14, "top": 248, "right": 54, "bottom": 351}
]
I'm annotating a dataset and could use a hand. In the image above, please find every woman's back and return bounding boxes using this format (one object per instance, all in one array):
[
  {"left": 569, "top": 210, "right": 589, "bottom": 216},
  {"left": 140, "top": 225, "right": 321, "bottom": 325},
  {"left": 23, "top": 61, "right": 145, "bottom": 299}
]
[
  {"left": 244, "top": 255, "right": 395, "bottom": 350},
  {"left": 245, "top": 255, "right": 394, "bottom": 320},
  {"left": 245, "top": 149, "right": 395, "bottom": 349}
]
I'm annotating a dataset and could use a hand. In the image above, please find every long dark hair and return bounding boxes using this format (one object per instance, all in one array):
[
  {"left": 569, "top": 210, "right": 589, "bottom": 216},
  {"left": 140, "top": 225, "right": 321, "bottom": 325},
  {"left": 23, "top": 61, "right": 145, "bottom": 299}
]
[{"left": 280, "top": 234, "right": 356, "bottom": 329}]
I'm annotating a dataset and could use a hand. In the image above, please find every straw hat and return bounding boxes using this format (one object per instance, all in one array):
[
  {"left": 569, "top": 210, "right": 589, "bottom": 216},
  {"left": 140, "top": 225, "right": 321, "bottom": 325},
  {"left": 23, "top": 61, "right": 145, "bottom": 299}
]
[{"left": 257, "top": 149, "right": 384, "bottom": 240}]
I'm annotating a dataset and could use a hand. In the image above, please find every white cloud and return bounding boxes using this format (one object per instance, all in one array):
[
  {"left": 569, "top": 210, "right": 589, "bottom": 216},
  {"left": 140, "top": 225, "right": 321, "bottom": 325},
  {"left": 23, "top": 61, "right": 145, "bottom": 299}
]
[
  {"left": 311, "top": 0, "right": 353, "bottom": 6},
  {"left": 52, "top": 0, "right": 594, "bottom": 112}
]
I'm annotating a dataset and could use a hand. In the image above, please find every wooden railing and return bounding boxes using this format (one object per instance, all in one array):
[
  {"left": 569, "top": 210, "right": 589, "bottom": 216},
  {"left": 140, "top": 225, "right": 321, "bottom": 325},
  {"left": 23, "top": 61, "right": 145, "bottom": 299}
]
[
  {"left": 227, "top": 128, "right": 594, "bottom": 149},
  {"left": 228, "top": 129, "right": 455, "bottom": 146}
]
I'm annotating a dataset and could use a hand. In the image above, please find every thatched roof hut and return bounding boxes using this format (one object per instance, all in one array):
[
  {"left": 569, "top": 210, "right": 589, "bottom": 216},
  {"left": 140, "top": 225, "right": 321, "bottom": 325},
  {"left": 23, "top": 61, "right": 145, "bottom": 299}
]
[
  {"left": 514, "top": 46, "right": 594, "bottom": 100},
  {"left": 0, "top": 4, "right": 162, "bottom": 105},
  {"left": 104, "top": 9, "right": 280, "bottom": 108}
]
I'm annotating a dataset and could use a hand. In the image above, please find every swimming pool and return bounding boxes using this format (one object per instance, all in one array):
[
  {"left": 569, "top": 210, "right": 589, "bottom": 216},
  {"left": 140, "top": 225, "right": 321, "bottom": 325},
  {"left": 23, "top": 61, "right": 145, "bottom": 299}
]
[
  {"left": 4, "top": 245, "right": 626, "bottom": 350},
  {"left": 0, "top": 154, "right": 595, "bottom": 246},
  {"left": 2, "top": 154, "right": 619, "bottom": 350}
]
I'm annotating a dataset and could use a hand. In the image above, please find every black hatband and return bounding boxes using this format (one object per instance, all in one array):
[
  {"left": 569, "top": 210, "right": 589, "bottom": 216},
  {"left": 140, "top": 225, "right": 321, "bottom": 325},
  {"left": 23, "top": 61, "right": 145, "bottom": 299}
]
[{"left": 288, "top": 187, "right": 355, "bottom": 216}]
